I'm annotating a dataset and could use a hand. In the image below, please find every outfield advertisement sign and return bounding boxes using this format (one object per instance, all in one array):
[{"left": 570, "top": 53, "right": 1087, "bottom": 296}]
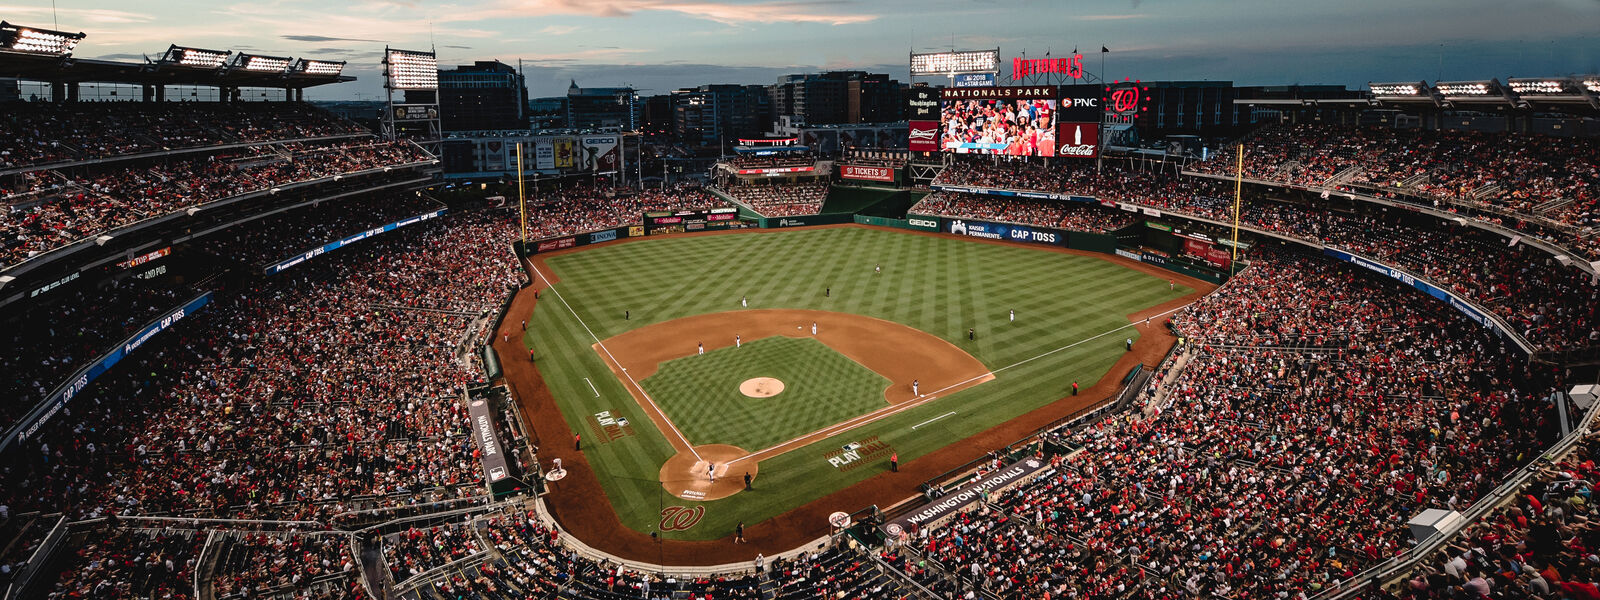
[
  {"left": 942, "top": 218, "right": 1066, "bottom": 246},
  {"left": 6, "top": 292, "right": 213, "bottom": 450},
  {"left": 905, "top": 215, "right": 941, "bottom": 231},
  {"left": 265, "top": 208, "right": 447, "bottom": 275},
  {"left": 1321, "top": 248, "right": 1528, "bottom": 353},
  {"left": 468, "top": 399, "right": 512, "bottom": 484},
  {"left": 524, "top": 225, "right": 635, "bottom": 254},
  {"left": 929, "top": 183, "right": 1096, "bottom": 204},
  {"left": 644, "top": 207, "right": 740, "bottom": 235},
  {"left": 840, "top": 164, "right": 897, "bottom": 183},
  {"left": 882, "top": 457, "right": 1052, "bottom": 538}
]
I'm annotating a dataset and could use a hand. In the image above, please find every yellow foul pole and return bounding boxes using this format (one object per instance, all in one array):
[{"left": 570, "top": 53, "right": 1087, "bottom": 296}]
[
  {"left": 516, "top": 143, "right": 528, "bottom": 246},
  {"left": 1231, "top": 143, "right": 1243, "bottom": 269}
]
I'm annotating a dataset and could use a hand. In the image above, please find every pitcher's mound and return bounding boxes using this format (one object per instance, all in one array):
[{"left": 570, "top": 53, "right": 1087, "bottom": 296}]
[
  {"left": 660, "top": 444, "right": 756, "bottom": 501},
  {"left": 739, "top": 377, "right": 785, "bottom": 398}
]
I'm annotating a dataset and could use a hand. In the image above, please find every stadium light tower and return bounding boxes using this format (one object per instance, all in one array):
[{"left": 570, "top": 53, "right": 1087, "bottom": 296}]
[
  {"left": 159, "top": 45, "right": 231, "bottom": 69},
  {"left": 291, "top": 59, "right": 346, "bottom": 77},
  {"left": 230, "top": 53, "right": 292, "bottom": 73},
  {"left": 0, "top": 21, "right": 86, "bottom": 56},
  {"left": 382, "top": 46, "right": 441, "bottom": 144}
]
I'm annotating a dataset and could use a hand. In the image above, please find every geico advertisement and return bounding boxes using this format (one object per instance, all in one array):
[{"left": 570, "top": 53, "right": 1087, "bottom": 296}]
[{"left": 946, "top": 219, "right": 1060, "bottom": 245}]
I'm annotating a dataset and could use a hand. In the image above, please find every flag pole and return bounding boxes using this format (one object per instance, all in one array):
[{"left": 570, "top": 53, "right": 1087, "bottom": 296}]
[
  {"left": 1231, "top": 142, "right": 1243, "bottom": 276},
  {"left": 516, "top": 142, "right": 528, "bottom": 246}
]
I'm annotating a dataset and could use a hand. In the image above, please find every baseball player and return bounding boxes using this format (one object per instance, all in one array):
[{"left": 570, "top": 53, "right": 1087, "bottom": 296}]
[
  {"left": 874, "top": 263, "right": 881, "bottom": 273},
  {"left": 708, "top": 463, "right": 716, "bottom": 483},
  {"left": 735, "top": 334, "right": 741, "bottom": 348},
  {"left": 1009, "top": 309, "right": 1015, "bottom": 322},
  {"left": 811, "top": 322, "right": 817, "bottom": 335},
  {"left": 912, "top": 379, "right": 919, "bottom": 396},
  {"left": 698, "top": 342, "right": 704, "bottom": 355},
  {"left": 741, "top": 295, "right": 748, "bottom": 307}
]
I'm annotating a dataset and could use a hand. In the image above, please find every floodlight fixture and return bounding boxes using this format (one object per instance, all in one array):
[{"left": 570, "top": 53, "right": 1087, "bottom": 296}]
[
  {"left": 161, "top": 44, "right": 230, "bottom": 68},
  {"left": 384, "top": 48, "right": 438, "bottom": 90},
  {"left": 292, "top": 58, "right": 345, "bottom": 76},
  {"left": 233, "top": 53, "right": 292, "bottom": 73},
  {"left": 1507, "top": 78, "right": 1574, "bottom": 95},
  {"left": 1369, "top": 81, "right": 1426, "bottom": 97},
  {"left": 1434, "top": 79, "right": 1499, "bottom": 97},
  {"left": 1583, "top": 78, "right": 1600, "bottom": 94},
  {"left": 0, "top": 21, "right": 85, "bottom": 55}
]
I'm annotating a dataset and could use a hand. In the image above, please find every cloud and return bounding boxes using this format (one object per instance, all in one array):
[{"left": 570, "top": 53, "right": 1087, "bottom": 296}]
[
  {"left": 443, "top": 44, "right": 474, "bottom": 49},
  {"left": 0, "top": 5, "right": 156, "bottom": 24},
  {"left": 89, "top": 52, "right": 149, "bottom": 61},
  {"left": 282, "top": 35, "right": 383, "bottom": 43},
  {"left": 455, "top": 0, "right": 879, "bottom": 26},
  {"left": 537, "top": 25, "right": 580, "bottom": 35},
  {"left": 1074, "top": 14, "right": 1148, "bottom": 21}
]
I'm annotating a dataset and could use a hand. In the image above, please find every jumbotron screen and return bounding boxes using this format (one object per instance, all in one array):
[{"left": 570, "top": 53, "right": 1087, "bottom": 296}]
[{"left": 940, "top": 88, "right": 1057, "bottom": 156}]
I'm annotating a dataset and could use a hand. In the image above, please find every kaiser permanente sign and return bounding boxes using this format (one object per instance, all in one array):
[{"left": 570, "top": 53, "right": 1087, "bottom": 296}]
[{"left": 881, "top": 457, "right": 1052, "bottom": 538}]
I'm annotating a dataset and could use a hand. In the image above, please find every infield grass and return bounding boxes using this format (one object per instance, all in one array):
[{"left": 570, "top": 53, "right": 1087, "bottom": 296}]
[
  {"left": 524, "top": 226, "right": 1190, "bottom": 541},
  {"left": 642, "top": 336, "right": 890, "bottom": 451}
]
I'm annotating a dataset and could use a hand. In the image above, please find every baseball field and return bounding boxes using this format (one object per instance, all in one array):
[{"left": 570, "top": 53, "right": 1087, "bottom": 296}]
[{"left": 518, "top": 226, "right": 1192, "bottom": 544}]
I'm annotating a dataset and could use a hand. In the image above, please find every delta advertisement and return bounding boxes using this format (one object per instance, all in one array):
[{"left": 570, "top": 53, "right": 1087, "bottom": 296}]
[
  {"left": 265, "top": 209, "right": 448, "bottom": 275},
  {"left": 840, "top": 164, "right": 896, "bottom": 183},
  {"left": 1322, "top": 248, "right": 1526, "bottom": 353},
  {"left": 7, "top": 292, "right": 213, "bottom": 450},
  {"left": 553, "top": 138, "right": 576, "bottom": 168},
  {"left": 908, "top": 120, "right": 939, "bottom": 152},
  {"left": 580, "top": 136, "right": 620, "bottom": 173},
  {"left": 943, "top": 217, "right": 1067, "bottom": 246}
]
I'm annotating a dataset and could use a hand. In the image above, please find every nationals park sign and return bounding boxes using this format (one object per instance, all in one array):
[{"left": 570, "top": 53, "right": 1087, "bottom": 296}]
[{"left": 881, "top": 457, "right": 1052, "bottom": 538}]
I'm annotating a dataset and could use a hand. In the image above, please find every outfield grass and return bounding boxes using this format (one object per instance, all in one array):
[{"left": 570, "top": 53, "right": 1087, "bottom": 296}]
[
  {"left": 524, "top": 226, "right": 1190, "bottom": 540},
  {"left": 642, "top": 336, "right": 890, "bottom": 450}
]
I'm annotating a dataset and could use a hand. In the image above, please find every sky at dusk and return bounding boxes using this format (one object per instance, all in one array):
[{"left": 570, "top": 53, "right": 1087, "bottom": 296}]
[{"left": 5, "top": 0, "right": 1598, "bottom": 100}]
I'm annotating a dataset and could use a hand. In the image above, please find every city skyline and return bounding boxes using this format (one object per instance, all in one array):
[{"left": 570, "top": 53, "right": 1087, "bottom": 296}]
[{"left": 5, "top": 0, "right": 1598, "bottom": 100}]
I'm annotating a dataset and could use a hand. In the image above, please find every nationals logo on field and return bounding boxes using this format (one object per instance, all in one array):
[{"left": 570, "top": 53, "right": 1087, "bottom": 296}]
[{"left": 659, "top": 505, "right": 705, "bottom": 531}]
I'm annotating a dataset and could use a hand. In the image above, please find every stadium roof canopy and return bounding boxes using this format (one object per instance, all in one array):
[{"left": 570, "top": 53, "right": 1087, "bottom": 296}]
[{"left": 0, "top": 49, "right": 353, "bottom": 90}]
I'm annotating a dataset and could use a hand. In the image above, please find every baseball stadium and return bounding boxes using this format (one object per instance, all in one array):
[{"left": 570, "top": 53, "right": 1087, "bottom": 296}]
[{"left": 1, "top": 3, "right": 1598, "bottom": 600}]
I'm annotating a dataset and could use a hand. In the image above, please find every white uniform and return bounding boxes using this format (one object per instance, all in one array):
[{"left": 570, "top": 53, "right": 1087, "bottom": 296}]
[
  {"left": 912, "top": 380, "right": 919, "bottom": 396},
  {"left": 741, "top": 296, "right": 747, "bottom": 307},
  {"left": 708, "top": 463, "right": 716, "bottom": 482},
  {"left": 811, "top": 322, "right": 817, "bottom": 335},
  {"left": 1009, "top": 309, "right": 1015, "bottom": 322},
  {"left": 735, "top": 335, "right": 741, "bottom": 348},
  {"left": 698, "top": 343, "right": 704, "bottom": 355}
]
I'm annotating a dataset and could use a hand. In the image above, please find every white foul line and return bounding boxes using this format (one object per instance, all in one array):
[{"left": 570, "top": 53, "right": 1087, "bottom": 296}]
[
  {"left": 912, "top": 411, "right": 956, "bottom": 430},
  {"left": 527, "top": 263, "right": 704, "bottom": 464},
  {"left": 583, "top": 377, "right": 599, "bottom": 398},
  {"left": 726, "top": 301, "right": 1194, "bottom": 467}
]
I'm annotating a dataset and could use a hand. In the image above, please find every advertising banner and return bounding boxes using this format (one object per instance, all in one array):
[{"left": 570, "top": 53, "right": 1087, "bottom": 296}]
[
  {"left": 643, "top": 208, "right": 740, "bottom": 235},
  {"left": 953, "top": 73, "right": 997, "bottom": 87},
  {"left": 904, "top": 215, "right": 941, "bottom": 231},
  {"left": 580, "top": 136, "right": 621, "bottom": 173},
  {"left": 553, "top": 138, "right": 575, "bottom": 168},
  {"left": 736, "top": 166, "right": 816, "bottom": 175},
  {"left": 392, "top": 104, "right": 438, "bottom": 121},
  {"left": 1056, "top": 122, "right": 1100, "bottom": 158},
  {"left": 1058, "top": 84, "right": 1104, "bottom": 122},
  {"left": 265, "top": 209, "right": 447, "bottom": 275},
  {"left": 840, "top": 164, "right": 896, "bottom": 183},
  {"left": 908, "top": 120, "right": 939, "bottom": 152},
  {"left": 535, "top": 140, "right": 554, "bottom": 170},
  {"left": 524, "top": 226, "right": 633, "bottom": 254},
  {"left": 8, "top": 292, "right": 213, "bottom": 450},
  {"left": 468, "top": 398, "right": 512, "bottom": 484},
  {"left": 943, "top": 218, "right": 1065, "bottom": 246},
  {"left": 882, "top": 457, "right": 1051, "bottom": 538},
  {"left": 484, "top": 140, "right": 507, "bottom": 172},
  {"left": 118, "top": 247, "right": 171, "bottom": 269},
  {"left": 908, "top": 88, "right": 939, "bottom": 120}
]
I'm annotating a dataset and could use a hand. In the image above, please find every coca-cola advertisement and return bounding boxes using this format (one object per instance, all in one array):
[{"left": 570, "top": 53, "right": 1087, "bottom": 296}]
[
  {"left": 1056, "top": 121, "right": 1100, "bottom": 159},
  {"left": 908, "top": 120, "right": 939, "bottom": 152}
]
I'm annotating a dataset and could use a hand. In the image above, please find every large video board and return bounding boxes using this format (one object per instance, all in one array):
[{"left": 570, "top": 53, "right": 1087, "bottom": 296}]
[{"left": 939, "top": 86, "right": 1057, "bottom": 156}]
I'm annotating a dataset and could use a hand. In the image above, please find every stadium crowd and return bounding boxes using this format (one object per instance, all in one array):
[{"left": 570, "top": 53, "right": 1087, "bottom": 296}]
[
  {"left": 519, "top": 183, "right": 727, "bottom": 240},
  {"left": 722, "top": 181, "right": 829, "bottom": 217},
  {"left": 211, "top": 531, "right": 359, "bottom": 599},
  {"left": 45, "top": 525, "right": 203, "bottom": 599},
  {"left": 0, "top": 210, "right": 523, "bottom": 530},
  {"left": 933, "top": 160, "right": 1600, "bottom": 353},
  {"left": 0, "top": 102, "right": 362, "bottom": 169},
  {"left": 896, "top": 248, "right": 1566, "bottom": 599},
  {"left": 1381, "top": 436, "right": 1600, "bottom": 599},
  {"left": 1191, "top": 124, "right": 1599, "bottom": 259},
  {"left": 201, "top": 192, "right": 446, "bottom": 268},
  {"left": 1, "top": 139, "right": 431, "bottom": 270},
  {"left": 910, "top": 191, "right": 1136, "bottom": 233},
  {"left": 725, "top": 152, "right": 817, "bottom": 171}
]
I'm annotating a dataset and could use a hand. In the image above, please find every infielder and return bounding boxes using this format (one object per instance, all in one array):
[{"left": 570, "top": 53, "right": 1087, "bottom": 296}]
[
  {"left": 735, "top": 334, "right": 741, "bottom": 348},
  {"left": 811, "top": 322, "right": 817, "bottom": 335},
  {"left": 698, "top": 342, "right": 704, "bottom": 355},
  {"left": 741, "top": 295, "right": 748, "bottom": 307},
  {"left": 912, "top": 379, "right": 919, "bottom": 396}
]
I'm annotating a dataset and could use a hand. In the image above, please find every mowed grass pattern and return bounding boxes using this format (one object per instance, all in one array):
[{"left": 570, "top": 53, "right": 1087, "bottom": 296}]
[
  {"left": 642, "top": 336, "right": 890, "bottom": 450},
  {"left": 525, "top": 226, "right": 1191, "bottom": 540}
]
